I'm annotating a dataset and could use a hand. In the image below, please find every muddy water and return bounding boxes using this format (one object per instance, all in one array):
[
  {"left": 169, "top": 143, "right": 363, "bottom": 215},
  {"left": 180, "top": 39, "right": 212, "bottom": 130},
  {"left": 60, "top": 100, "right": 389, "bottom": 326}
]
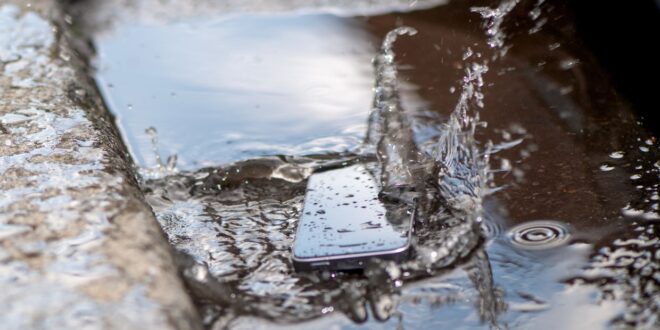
[{"left": 80, "top": 0, "right": 658, "bottom": 328}]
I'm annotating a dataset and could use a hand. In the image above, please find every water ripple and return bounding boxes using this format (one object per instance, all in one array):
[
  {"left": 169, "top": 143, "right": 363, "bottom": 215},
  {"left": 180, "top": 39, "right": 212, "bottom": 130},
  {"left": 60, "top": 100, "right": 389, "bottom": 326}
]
[{"left": 507, "top": 220, "right": 571, "bottom": 250}]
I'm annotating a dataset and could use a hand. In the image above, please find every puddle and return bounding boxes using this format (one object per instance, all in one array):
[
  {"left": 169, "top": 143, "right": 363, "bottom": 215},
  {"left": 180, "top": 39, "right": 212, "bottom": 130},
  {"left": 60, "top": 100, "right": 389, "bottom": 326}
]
[
  {"left": 76, "top": 0, "right": 659, "bottom": 328},
  {"left": 93, "top": 13, "right": 376, "bottom": 170}
]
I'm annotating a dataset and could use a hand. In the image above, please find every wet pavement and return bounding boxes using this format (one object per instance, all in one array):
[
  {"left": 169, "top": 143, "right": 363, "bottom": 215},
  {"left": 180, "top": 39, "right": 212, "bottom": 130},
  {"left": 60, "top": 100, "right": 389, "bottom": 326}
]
[{"left": 2, "top": 0, "right": 658, "bottom": 329}]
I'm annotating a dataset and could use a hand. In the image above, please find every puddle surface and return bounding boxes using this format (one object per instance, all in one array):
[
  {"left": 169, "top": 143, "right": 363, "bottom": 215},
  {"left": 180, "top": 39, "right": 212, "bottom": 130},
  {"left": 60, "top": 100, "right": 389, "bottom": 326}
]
[
  {"left": 80, "top": 0, "right": 659, "bottom": 328},
  {"left": 93, "top": 14, "right": 375, "bottom": 169}
]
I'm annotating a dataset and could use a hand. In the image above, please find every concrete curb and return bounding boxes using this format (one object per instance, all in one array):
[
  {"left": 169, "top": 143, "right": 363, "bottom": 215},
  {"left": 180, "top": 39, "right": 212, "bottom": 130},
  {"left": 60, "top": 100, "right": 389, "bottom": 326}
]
[{"left": 0, "top": 1, "right": 200, "bottom": 328}]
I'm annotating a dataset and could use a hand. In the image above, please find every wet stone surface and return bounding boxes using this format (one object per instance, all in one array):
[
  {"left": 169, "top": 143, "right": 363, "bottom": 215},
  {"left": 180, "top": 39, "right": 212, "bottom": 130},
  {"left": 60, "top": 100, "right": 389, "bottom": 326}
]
[{"left": 0, "top": 1, "right": 198, "bottom": 329}]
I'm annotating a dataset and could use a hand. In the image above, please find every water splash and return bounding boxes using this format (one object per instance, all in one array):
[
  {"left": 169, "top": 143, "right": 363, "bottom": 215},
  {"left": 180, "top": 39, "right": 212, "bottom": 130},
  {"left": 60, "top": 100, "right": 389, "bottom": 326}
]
[
  {"left": 393, "top": 0, "right": 528, "bottom": 272},
  {"left": 137, "top": 0, "right": 528, "bottom": 326},
  {"left": 365, "top": 26, "right": 428, "bottom": 203},
  {"left": 471, "top": 0, "right": 520, "bottom": 58},
  {"left": 427, "top": 0, "right": 528, "bottom": 221},
  {"left": 139, "top": 19, "right": 520, "bottom": 325},
  {"left": 139, "top": 126, "right": 178, "bottom": 180},
  {"left": 363, "top": 25, "right": 498, "bottom": 273}
]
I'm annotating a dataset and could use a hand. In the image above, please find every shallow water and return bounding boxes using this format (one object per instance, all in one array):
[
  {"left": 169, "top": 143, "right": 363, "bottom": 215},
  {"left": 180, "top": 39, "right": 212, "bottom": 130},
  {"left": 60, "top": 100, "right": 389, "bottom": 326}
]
[
  {"left": 81, "top": 0, "right": 659, "bottom": 328},
  {"left": 93, "top": 14, "right": 376, "bottom": 170}
]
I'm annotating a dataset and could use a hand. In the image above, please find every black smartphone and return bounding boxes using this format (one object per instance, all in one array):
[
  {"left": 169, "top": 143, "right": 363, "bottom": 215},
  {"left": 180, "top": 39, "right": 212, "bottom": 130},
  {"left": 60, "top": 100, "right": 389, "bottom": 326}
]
[{"left": 291, "top": 163, "right": 415, "bottom": 271}]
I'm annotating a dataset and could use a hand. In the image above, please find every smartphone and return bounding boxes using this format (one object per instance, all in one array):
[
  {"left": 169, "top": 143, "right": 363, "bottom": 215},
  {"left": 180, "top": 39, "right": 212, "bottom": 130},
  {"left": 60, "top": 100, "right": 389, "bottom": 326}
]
[{"left": 291, "top": 163, "right": 415, "bottom": 271}]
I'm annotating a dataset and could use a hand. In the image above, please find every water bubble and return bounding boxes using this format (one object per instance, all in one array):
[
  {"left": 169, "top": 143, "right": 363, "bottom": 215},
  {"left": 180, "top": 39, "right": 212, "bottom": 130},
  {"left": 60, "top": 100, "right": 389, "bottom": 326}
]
[
  {"left": 600, "top": 163, "right": 615, "bottom": 172},
  {"left": 621, "top": 204, "right": 660, "bottom": 220},
  {"left": 508, "top": 220, "right": 571, "bottom": 250},
  {"left": 559, "top": 58, "right": 579, "bottom": 70},
  {"left": 609, "top": 151, "right": 624, "bottom": 159},
  {"left": 145, "top": 126, "right": 157, "bottom": 136},
  {"left": 559, "top": 86, "right": 573, "bottom": 95}
]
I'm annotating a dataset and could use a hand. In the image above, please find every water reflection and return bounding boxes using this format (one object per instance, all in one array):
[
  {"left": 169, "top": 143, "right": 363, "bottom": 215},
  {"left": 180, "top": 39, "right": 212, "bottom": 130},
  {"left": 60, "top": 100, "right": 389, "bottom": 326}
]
[{"left": 94, "top": 14, "right": 376, "bottom": 169}]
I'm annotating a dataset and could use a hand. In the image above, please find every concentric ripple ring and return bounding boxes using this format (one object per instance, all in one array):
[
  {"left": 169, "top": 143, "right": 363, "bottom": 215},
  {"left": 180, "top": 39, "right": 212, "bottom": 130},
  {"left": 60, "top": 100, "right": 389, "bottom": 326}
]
[
  {"left": 507, "top": 220, "right": 571, "bottom": 250},
  {"left": 480, "top": 218, "right": 504, "bottom": 239}
]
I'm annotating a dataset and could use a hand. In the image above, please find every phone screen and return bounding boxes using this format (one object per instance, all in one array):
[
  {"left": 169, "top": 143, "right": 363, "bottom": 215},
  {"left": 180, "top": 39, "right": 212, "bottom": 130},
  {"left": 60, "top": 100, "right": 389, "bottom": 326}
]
[{"left": 292, "top": 163, "right": 413, "bottom": 265}]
